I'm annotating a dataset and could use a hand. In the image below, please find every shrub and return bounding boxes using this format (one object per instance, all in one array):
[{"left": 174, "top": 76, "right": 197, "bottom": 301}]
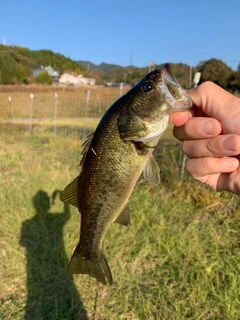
[{"left": 34, "top": 70, "right": 52, "bottom": 85}]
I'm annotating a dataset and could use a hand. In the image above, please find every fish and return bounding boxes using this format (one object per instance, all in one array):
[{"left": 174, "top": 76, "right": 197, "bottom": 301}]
[{"left": 60, "top": 63, "right": 193, "bottom": 285}]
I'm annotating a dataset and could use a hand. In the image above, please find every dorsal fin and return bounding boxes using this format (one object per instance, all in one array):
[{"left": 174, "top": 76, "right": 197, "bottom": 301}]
[
  {"left": 79, "top": 133, "right": 94, "bottom": 166},
  {"left": 114, "top": 205, "right": 130, "bottom": 226},
  {"left": 143, "top": 154, "right": 160, "bottom": 186},
  {"left": 60, "top": 176, "right": 79, "bottom": 208}
]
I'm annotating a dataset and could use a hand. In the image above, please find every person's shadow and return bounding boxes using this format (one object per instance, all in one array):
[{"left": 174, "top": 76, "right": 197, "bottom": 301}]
[{"left": 20, "top": 190, "right": 88, "bottom": 320}]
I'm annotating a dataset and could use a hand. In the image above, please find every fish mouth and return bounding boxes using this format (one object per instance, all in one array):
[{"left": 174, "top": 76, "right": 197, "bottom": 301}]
[{"left": 160, "top": 63, "right": 193, "bottom": 111}]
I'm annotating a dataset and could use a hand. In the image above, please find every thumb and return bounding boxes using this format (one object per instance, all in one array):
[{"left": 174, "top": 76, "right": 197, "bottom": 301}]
[{"left": 188, "top": 81, "right": 240, "bottom": 135}]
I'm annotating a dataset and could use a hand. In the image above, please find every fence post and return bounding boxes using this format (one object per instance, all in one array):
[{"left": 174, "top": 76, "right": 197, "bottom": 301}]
[
  {"left": 83, "top": 90, "right": 91, "bottom": 138},
  {"left": 180, "top": 152, "right": 187, "bottom": 183},
  {"left": 29, "top": 93, "right": 34, "bottom": 134},
  {"left": 8, "top": 96, "right": 12, "bottom": 122},
  {"left": 119, "top": 82, "right": 123, "bottom": 97},
  {"left": 53, "top": 92, "right": 58, "bottom": 137}
]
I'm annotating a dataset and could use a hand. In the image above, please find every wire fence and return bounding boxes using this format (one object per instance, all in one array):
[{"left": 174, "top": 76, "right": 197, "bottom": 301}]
[{"left": 0, "top": 89, "right": 120, "bottom": 140}]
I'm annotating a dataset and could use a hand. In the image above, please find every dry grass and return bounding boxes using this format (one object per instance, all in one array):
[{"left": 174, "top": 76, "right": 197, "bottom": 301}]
[{"left": 0, "top": 85, "right": 130, "bottom": 119}]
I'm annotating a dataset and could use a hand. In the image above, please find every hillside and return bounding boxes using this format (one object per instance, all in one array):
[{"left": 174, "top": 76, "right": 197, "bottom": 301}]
[
  {"left": 0, "top": 45, "right": 239, "bottom": 90},
  {"left": 0, "top": 45, "right": 86, "bottom": 85}
]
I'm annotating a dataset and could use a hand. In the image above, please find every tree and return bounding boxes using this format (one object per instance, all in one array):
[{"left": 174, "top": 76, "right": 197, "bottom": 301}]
[
  {"left": 34, "top": 71, "right": 52, "bottom": 85},
  {"left": 197, "top": 58, "right": 233, "bottom": 90},
  {"left": 229, "top": 63, "right": 240, "bottom": 92},
  {"left": 12, "top": 63, "right": 29, "bottom": 84},
  {"left": 0, "top": 54, "right": 16, "bottom": 84}
]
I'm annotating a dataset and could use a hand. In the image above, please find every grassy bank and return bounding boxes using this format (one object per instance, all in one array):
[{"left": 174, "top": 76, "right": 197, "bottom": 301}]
[{"left": 0, "top": 127, "right": 240, "bottom": 319}]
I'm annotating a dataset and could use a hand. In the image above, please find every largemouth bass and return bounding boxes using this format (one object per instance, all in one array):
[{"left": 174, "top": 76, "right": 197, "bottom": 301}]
[{"left": 60, "top": 64, "right": 192, "bottom": 285}]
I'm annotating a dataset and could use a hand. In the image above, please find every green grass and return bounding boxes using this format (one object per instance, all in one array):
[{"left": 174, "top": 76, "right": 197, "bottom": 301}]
[{"left": 0, "top": 127, "right": 240, "bottom": 319}]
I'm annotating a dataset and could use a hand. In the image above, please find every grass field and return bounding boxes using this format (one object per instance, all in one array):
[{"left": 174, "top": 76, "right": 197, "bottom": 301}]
[{"left": 1, "top": 121, "right": 240, "bottom": 320}]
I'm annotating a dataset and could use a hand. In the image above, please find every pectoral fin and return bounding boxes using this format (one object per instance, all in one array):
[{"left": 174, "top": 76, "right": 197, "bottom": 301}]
[
  {"left": 114, "top": 205, "right": 130, "bottom": 226},
  {"left": 143, "top": 155, "right": 160, "bottom": 186},
  {"left": 60, "top": 176, "right": 79, "bottom": 208}
]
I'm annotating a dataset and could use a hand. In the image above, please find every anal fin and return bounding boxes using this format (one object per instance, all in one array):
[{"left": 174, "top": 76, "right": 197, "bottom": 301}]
[{"left": 114, "top": 205, "right": 130, "bottom": 226}]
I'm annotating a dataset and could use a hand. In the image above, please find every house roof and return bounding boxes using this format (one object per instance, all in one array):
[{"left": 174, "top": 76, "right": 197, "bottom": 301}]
[{"left": 33, "top": 66, "right": 59, "bottom": 78}]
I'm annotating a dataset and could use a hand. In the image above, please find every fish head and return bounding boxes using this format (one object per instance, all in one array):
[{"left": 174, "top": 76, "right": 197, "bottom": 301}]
[{"left": 118, "top": 63, "right": 193, "bottom": 143}]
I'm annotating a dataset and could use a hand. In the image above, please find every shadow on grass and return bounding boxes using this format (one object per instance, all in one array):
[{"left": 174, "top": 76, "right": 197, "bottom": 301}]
[{"left": 20, "top": 190, "right": 88, "bottom": 320}]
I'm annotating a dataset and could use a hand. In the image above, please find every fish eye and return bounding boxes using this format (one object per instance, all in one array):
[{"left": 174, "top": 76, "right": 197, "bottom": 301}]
[{"left": 142, "top": 82, "right": 154, "bottom": 94}]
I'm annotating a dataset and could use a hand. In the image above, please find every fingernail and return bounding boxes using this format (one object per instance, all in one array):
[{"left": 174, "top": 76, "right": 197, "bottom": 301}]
[
  {"left": 221, "top": 157, "right": 239, "bottom": 169},
  {"left": 201, "top": 120, "right": 216, "bottom": 136},
  {"left": 221, "top": 136, "right": 238, "bottom": 152}
]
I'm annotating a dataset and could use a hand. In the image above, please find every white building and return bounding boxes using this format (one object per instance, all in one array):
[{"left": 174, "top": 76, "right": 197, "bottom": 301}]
[
  {"left": 59, "top": 73, "right": 96, "bottom": 86},
  {"left": 59, "top": 73, "right": 79, "bottom": 85},
  {"left": 78, "top": 75, "right": 96, "bottom": 86}
]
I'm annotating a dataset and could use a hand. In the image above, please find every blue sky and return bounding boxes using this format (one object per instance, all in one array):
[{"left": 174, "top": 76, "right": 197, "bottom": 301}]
[{"left": 0, "top": 0, "right": 239, "bottom": 70}]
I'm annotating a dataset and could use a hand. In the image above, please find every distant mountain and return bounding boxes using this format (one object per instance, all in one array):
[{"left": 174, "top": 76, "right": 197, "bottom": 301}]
[
  {"left": 77, "top": 60, "right": 193, "bottom": 88},
  {"left": 78, "top": 60, "right": 149, "bottom": 85},
  {"left": 98, "top": 62, "right": 125, "bottom": 72},
  {"left": 78, "top": 61, "right": 125, "bottom": 72}
]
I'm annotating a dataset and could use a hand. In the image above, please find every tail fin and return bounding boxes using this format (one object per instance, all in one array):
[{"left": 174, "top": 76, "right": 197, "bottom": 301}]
[{"left": 68, "top": 246, "right": 113, "bottom": 285}]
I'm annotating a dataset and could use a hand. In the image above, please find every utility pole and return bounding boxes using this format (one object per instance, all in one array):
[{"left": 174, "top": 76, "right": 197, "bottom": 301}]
[{"left": 189, "top": 61, "right": 192, "bottom": 89}]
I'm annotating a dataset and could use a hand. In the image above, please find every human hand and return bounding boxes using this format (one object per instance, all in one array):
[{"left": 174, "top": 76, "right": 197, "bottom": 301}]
[
  {"left": 52, "top": 189, "right": 62, "bottom": 204},
  {"left": 171, "top": 81, "right": 240, "bottom": 194}
]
